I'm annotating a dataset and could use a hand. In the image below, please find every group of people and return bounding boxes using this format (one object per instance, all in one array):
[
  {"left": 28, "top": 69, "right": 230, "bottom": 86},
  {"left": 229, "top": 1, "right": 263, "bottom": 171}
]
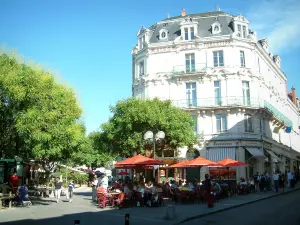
[
  {"left": 237, "top": 170, "right": 298, "bottom": 194},
  {"left": 91, "top": 173, "right": 109, "bottom": 202},
  {"left": 54, "top": 177, "right": 75, "bottom": 203}
]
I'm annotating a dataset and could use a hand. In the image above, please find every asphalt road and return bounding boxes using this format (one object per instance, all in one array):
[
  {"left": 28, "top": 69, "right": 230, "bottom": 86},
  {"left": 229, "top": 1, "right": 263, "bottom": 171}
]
[{"left": 184, "top": 189, "right": 300, "bottom": 225}]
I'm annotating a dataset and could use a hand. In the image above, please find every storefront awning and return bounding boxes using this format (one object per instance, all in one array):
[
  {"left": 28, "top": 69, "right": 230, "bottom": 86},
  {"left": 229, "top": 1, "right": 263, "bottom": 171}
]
[
  {"left": 266, "top": 150, "right": 281, "bottom": 163},
  {"left": 246, "top": 148, "right": 265, "bottom": 160}
]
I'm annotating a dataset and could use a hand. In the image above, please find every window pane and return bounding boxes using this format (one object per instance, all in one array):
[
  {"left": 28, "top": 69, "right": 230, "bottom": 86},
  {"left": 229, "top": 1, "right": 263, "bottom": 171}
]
[
  {"left": 214, "top": 81, "right": 220, "bottom": 88},
  {"left": 185, "top": 28, "right": 189, "bottom": 40},
  {"left": 213, "top": 52, "right": 218, "bottom": 67},
  {"left": 216, "top": 116, "right": 221, "bottom": 132},
  {"left": 242, "top": 26, "right": 246, "bottom": 38},
  {"left": 219, "top": 51, "right": 224, "bottom": 66},
  {"left": 222, "top": 115, "right": 227, "bottom": 131},
  {"left": 191, "top": 27, "right": 195, "bottom": 40},
  {"left": 240, "top": 51, "right": 245, "bottom": 67}
]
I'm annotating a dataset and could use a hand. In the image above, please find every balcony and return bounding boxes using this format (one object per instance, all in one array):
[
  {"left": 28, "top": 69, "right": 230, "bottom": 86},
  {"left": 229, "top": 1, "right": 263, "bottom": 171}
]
[
  {"left": 172, "top": 63, "right": 207, "bottom": 76},
  {"left": 264, "top": 100, "right": 293, "bottom": 127},
  {"left": 172, "top": 97, "right": 261, "bottom": 109}
]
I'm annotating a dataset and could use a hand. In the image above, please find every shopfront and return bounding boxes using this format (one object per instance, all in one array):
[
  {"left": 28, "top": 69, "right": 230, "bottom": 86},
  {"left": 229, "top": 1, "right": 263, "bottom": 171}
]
[{"left": 243, "top": 141, "right": 265, "bottom": 178}]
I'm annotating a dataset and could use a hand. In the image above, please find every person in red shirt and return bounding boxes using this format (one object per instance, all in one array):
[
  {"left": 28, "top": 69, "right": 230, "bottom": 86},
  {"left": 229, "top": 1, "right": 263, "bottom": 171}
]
[{"left": 9, "top": 171, "right": 19, "bottom": 194}]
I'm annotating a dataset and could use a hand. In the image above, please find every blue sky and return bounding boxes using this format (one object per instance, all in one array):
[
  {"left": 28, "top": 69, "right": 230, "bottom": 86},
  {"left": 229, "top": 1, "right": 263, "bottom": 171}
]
[{"left": 0, "top": 0, "right": 299, "bottom": 134}]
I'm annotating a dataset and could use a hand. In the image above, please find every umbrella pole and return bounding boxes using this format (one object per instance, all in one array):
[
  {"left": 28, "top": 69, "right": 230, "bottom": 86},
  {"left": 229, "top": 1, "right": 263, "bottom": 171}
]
[{"left": 227, "top": 167, "right": 230, "bottom": 180}]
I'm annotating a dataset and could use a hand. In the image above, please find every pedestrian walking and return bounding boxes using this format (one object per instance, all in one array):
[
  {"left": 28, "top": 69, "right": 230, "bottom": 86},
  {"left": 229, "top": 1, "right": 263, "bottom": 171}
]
[
  {"left": 68, "top": 180, "right": 75, "bottom": 203},
  {"left": 273, "top": 171, "right": 279, "bottom": 193},
  {"left": 279, "top": 172, "right": 285, "bottom": 193},
  {"left": 204, "top": 174, "right": 214, "bottom": 208},
  {"left": 92, "top": 175, "right": 98, "bottom": 202},
  {"left": 55, "top": 177, "right": 63, "bottom": 203}
]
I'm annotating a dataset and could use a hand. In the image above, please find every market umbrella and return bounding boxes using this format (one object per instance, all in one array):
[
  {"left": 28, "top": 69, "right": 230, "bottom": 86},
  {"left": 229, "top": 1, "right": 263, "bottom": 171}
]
[
  {"left": 217, "top": 158, "right": 247, "bottom": 180},
  {"left": 185, "top": 157, "right": 220, "bottom": 167},
  {"left": 114, "top": 154, "right": 164, "bottom": 168},
  {"left": 169, "top": 160, "right": 190, "bottom": 168}
]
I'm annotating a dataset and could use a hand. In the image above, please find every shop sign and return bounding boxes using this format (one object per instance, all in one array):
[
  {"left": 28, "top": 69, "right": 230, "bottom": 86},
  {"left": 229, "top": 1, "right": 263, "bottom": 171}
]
[
  {"left": 242, "top": 141, "right": 260, "bottom": 146},
  {"left": 263, "top": 142, "right": 272, "bottom": 150},
  {"left": 212, "top": 141, "right": 235, "bottom": 147}
]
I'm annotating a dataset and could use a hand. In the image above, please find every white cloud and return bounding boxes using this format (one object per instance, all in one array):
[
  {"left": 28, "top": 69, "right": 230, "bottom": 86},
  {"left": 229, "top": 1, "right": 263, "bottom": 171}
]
[{"left": 246, "top": 0, "right": 300, "bottom": 53}]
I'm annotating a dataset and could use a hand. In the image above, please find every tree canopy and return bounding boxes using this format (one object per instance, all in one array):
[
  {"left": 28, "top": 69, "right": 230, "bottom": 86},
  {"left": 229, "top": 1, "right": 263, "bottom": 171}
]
[
  {"left": 0, "top": 54, "right": 85, "bottom": 170},
  {"left": 101, "top": 98, "right": 196, "bottom": 156},
  {"left": 71, "top": 131, "right": 115, "bottom": 168}
]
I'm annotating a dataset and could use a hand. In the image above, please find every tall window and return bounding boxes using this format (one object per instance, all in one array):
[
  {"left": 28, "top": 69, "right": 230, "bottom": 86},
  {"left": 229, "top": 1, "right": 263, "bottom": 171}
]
[
  {"left": 184, "top": 28, "right": 189, "bottom": 40},
  {"left": 242, "top": 26, "right": 247, "bottom": 38},
  {"left": 258, "top": 57, "right": 261, "bottom": 73},
  {"left": 214, "top": 81, "right": 221, "bottom": 105},
  {"left": 186, "top": 83, "right": 197, "bottom": 107},
  {"left": 242, "top": 81, "right": 250, "bottom": 105},
  {"left": 139, "top": 61, "right": 144, "bottom": 76},
  {"left": 237, "top": 24, "right": 241, "bottom": 37},
  {"left": 216, "top": 114, "right": 227, "bottom": 133},
  {"left": 213, "top": 51, "right": 224, "bottom": 67},
  {"left": 190, "top": 27, "right": 195, "bottom": 40},
  {"left": 240, "top": 51, "right": 245, "bottom": 67},
  {"left": 191, "top": 115, "right": 198, "bottom": 133},
  {"left": 244, "top": 114, "right": 253, "bottom": 132},
  {"left": 185, "top": 53, "right": 195, "bottom": 73}
]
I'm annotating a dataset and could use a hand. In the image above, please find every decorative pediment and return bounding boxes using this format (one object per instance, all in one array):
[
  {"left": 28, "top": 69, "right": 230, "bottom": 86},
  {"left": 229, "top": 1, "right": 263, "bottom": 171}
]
[
  {"left": 180, "top": 17, "right": 198, "bottom": 26},
  {"left": 233, "top": 14, "right": 249, "bottom": 23}
]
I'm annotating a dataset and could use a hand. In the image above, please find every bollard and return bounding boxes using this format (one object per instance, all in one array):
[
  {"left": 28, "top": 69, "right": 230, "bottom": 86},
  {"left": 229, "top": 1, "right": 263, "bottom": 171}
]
[
  {"left": 74, "top": 220, "right": 80, "bottom": 225},
  {"left": 125, "top": 213, "right": 130, "bottom": 225}
]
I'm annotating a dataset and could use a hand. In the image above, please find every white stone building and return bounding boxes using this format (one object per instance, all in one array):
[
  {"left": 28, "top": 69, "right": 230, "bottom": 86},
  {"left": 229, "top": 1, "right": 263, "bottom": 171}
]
[{"left": 131, "top": 9, "right": 300, "bottom": 180}]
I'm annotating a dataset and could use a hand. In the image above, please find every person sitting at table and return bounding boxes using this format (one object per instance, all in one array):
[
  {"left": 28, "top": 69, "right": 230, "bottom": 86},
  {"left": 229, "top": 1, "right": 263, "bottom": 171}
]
[
  {"left": 188, "top": 181, "right": 195, "bottom": 190},
  {"left": 239, "top": 178, "right": 248, "bottom": 185},
  {"left": 133, "top": 182, "right": 138, "bottom": 192}
]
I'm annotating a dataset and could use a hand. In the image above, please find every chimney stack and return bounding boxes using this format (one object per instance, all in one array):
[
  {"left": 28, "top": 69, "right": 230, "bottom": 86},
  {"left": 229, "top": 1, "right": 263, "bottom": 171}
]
[
  {"left": 292, "top": 87, "right": 297, "bottom": 105},
  {"left": 181, "top": 8, "right": 186, "bottom": 16}
]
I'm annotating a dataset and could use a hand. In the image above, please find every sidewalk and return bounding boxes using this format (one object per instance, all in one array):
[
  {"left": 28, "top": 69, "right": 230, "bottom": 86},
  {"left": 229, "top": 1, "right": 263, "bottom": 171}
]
[{"left": 102, "top": 184, "right": 300, "bottom": 224}]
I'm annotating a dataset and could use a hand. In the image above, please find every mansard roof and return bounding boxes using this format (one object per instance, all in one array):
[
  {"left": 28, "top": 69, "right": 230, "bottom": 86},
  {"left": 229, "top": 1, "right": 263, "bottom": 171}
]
[{"left": 147, "top": 11, "right": 236, "bottom": 44}]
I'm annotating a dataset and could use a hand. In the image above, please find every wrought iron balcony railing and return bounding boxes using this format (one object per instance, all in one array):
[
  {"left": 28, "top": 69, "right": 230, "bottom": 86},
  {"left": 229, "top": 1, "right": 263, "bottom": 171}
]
[
  {"left": 172, "top": 97, "right": 261, "bottom": 108},
  {"left": 172, "top": 63, "right": 207, "bottom": 76},
  {"left": 264, "top": 101, "right": 293, "bottom": 127}
]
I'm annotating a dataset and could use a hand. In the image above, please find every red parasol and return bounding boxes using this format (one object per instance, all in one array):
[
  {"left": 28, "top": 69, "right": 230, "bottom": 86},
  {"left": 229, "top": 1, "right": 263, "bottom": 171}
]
[{"left": 114, "top": 154, "right": 164, "bottom": 168}]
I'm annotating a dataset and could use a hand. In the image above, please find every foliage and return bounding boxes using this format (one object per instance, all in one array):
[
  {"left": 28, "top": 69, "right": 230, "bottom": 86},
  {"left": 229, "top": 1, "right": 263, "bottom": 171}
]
[
  {"left": 101, "top": 98, "right": 196, "bottom": 156},
  {"left": 71, "top": 131, "right": 116, "bottom": 167},
  {"left": 0, "top": 54, "right": 85, "bottom": 170}
]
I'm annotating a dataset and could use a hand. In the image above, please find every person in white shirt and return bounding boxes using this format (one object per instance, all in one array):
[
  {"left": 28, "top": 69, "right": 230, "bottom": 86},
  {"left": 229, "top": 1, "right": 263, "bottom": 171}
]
[
  {"left": 287, "top": 171, "right": 293, "bottom": 188},
  {"left": 92, "top": 175, "right": 98, "bottom": 202},
  {"left": 101, "top": 174, "right": 109, "bottom": 189},
  {"left": 273, "top": 171, "right": 280, "bottom": 193}
]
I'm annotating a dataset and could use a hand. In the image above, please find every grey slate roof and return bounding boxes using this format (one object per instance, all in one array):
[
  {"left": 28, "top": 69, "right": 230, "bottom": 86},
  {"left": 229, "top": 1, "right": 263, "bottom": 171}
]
[{"left": 148, "top": 11, "right": 235, "bottom": 44}]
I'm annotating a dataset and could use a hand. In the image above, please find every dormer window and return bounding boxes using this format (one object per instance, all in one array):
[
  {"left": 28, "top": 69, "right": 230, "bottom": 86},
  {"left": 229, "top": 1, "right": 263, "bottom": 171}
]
[
  {"left": 159, "top": 29, "right": 168, "bottom": 40},
  {"left": 233, "top": 14, "right": 249, "bottom": 39},
  {"left": 180, "top": 17, "right": 198, "bottom": 41},
  {"left": 183, "top": 27, "right": 195, "bottom": 40},
  {"left": 211, "top": 21, "right": 221, "bottom": 35}
]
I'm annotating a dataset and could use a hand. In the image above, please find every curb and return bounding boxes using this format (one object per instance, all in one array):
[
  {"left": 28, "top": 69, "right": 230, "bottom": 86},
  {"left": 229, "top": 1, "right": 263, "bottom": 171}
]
[{"left": 174, "top": 187, "right": 300, "bottom": 224}]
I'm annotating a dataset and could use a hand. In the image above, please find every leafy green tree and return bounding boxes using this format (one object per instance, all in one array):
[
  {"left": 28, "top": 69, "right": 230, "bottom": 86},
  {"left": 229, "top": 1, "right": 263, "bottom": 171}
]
[
  {"left": 0, "top": 54, "right": 85, "bottom": 172},
  {"left": 71, "top": 131, "right": 116, "bottom": 168},
  {"left": 101, "top": 98, "right": 196, "bottom": 157}
]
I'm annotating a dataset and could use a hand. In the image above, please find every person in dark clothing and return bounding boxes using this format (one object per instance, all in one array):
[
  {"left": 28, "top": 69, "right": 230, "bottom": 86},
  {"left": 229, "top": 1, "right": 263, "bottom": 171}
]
[{"left": 204, "top": 174, "right": 213, "bottom": 208}]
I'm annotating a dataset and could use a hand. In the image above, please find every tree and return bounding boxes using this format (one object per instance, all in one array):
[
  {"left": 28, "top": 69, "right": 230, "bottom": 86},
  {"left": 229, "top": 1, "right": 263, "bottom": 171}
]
[
  {"left": 101, "top": 98, "right": 196, "bottom": 157},
  {"left": 71, "top": 132, "right": 116, "bottom": 168},
  {"left": 0, "top": 54, "right": 85, "bottom": 172}
]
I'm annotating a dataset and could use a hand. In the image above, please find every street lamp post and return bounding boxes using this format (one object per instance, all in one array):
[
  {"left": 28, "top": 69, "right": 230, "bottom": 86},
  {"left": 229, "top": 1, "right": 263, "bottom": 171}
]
[{"left": 144, "top": 131, "right": 165, "bottom": 159}]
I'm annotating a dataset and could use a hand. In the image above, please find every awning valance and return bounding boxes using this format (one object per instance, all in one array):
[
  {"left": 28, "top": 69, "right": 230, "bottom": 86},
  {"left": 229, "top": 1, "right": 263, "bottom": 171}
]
[
  {"left": 246, "top": 148, "right": 265, "bottom": 160},
  {"left": 266, "top": 150, "right": 281, "bottom": 163}
]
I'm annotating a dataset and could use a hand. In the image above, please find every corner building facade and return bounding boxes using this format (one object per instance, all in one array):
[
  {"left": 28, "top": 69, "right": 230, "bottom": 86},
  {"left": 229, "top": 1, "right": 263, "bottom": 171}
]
[{"left": 132, "top": 9, "right": 300, "bottom": 180}]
